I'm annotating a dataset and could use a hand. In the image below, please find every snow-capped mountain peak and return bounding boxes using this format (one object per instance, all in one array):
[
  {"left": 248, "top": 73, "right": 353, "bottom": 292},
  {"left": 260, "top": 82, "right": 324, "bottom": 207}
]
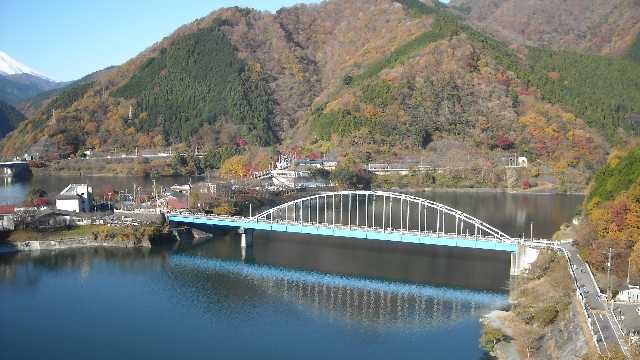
[{"left": 0, "top": 50, "right": 52, "bottom": 81}]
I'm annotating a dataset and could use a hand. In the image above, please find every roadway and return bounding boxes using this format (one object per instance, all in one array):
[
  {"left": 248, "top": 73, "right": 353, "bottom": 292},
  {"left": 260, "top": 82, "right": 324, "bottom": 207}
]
[
  {"left": 561, "top": 243, "right": 628, "bottom": 356},
  {"left": 167, "top": 213, "right": 519, "bottom": 252}
]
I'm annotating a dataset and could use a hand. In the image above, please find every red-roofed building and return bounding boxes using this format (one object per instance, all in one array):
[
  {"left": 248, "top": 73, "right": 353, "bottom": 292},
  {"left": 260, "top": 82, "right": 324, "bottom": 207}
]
[
  {"left": 0, "top": 205, "right": 15, "bottom": 214},
  {"left": 167, "top": 196, "right": 188, "bottom": 210}
]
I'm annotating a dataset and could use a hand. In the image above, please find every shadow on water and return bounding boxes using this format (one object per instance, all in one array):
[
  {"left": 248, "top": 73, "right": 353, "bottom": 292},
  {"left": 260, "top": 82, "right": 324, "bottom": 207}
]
[
  {"left": 182, "top": 230, "right": 512, "bottom": 293},
  {"left": 165, "top": 229, "right": 511, "bottom": 337}
]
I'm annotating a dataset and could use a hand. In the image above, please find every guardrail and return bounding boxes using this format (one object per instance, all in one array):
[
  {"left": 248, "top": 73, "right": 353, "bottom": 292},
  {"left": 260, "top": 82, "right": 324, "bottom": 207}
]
[{"left": 557, "top": 247, "right": 603, "bottom": 354}]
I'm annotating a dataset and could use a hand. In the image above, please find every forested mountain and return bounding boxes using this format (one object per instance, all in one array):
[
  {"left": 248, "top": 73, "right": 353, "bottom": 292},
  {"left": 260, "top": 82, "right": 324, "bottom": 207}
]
[
  {"left": 0, "top": 100, "right": 26, "bottom": 139},
  {"left": 449, "top": 0, "right": 640, "bottom": 58},
  {"left": 1, "top": 0, "right": 638, "bottom": 188}
]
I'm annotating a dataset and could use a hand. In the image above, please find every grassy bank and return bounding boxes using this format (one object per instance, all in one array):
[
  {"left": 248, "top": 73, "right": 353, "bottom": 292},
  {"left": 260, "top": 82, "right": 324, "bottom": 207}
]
[
  {"left": 33, "top": 157, "right": 181, "bottom": 177},
  {"left": 2, "top": 225, "right": 173, "bottom": 244}
]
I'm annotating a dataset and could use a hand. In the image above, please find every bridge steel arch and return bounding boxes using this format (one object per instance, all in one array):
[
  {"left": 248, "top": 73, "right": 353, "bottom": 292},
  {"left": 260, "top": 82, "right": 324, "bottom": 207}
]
[{"left": 253, "top": 190, "right": 513, "bottom": 243}]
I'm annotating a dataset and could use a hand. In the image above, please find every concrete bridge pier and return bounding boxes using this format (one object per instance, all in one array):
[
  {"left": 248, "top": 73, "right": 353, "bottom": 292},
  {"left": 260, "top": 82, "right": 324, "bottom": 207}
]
[
  {"left": 238, "top": 228, "right": 254, "bottom": 261},
  {"left": 510, "top": 243, "right": 540, "bottom": 276}
]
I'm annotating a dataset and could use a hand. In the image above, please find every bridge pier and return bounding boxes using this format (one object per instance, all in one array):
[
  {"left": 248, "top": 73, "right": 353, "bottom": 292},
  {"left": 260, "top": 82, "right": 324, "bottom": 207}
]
[{"left": 238, "top": 228, "right": 254, "bottom": 261}]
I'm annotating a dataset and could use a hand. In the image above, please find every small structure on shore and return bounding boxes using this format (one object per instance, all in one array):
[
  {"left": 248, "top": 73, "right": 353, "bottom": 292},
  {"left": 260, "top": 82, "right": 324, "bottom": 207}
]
[
  {"left": 0, "top": 205, "right": 16, "bottom": 231},
  {"left": 56, "top": 184, "right": 94, "bottom": 212}
]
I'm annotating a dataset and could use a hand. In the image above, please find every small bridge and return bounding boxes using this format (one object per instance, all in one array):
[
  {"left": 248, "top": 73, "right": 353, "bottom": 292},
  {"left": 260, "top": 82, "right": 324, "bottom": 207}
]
[
  {"left": 168, "top": 191, "right": 536, "bottom": 275},
  {"left": 0, "top": 161, "right": 30, "bottom": 179}
]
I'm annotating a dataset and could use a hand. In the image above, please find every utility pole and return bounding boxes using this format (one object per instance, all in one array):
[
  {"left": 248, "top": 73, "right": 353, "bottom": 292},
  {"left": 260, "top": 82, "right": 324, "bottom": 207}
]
[
  {"left": 530, "top": 221, "right": 533, "bottom": 241},
  {"left": 607, "top": 247, "right": 613, "bottom": 300},
  {"left": 152, "top": 179, "right": 157, "bottom": 213},
  {"left": 627, "top": 256, "right": 632, "bottom": 286}
]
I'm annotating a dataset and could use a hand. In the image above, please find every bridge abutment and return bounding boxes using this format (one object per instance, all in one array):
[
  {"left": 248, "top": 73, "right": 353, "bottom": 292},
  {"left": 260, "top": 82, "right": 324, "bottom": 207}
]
[{"left": 510, "top": 244, "right": 540, "bottom": 276}]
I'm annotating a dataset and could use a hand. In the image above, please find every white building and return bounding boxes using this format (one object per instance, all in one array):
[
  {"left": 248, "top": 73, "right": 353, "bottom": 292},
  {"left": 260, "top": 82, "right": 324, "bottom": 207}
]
[
  {"left": 56, "top": 184, "right": 94, "bottom": 212},
  {"left": 616, "top": 287, "right": 640, "bottom": 303}
]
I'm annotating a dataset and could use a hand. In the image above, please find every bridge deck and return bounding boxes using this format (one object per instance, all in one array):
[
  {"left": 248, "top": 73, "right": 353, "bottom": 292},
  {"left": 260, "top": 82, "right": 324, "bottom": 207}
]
[{"left": 168, "top": 214, "right": 518, "bottom": 252}]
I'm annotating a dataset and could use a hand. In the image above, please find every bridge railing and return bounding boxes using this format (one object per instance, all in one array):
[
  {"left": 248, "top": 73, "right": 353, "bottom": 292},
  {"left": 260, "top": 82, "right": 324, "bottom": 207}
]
[{"left": 167, "top": 212, "right": 518, "bottom": 244}]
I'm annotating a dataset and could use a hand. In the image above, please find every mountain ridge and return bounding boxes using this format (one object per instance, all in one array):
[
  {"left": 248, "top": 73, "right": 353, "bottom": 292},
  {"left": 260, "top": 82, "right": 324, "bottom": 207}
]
[
  {"left": 1, "top": 0, "right": 638, "bottom": 191},
  {"left": 0, "top": 51, "right": 65, "bottom": 106},
  {"left": 0, "top": 50, "right": 53, "bottom": 80}
]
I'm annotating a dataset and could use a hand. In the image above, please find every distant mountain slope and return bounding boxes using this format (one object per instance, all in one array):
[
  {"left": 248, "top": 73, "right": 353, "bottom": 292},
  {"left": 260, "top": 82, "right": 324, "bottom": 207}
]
[
  {"left": 0, "top": 73, "right": 65, "bottom": 105},
  {"left": 449, "top": 0, "right": 640, "bottom": 57},
  {"left": 17, "top": 66, "right": 116, "bottom": 118},
  {"left": 0, "top": 100, "right": 26, "bottom": 139},
  {"left": 0, "top": 51, "right": 65, "bottom": 105}
]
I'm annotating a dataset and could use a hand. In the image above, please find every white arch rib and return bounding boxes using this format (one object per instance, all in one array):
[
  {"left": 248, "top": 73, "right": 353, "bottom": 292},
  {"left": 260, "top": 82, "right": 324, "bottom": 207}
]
[{"left": 253, "top": 191, "right": 513, "bottom": 242}]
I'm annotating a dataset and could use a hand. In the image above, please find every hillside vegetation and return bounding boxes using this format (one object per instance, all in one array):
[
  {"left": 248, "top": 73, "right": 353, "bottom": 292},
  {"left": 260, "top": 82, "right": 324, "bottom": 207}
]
[
  {"left": 1, "top": 0, "right": 637, "bottom": 190},
  {"left": 578, "top": 144, "right": 640, "bottom": 283},
  {"left": 628, "top": 33, "right": 640, "bottom": 62},
  {"left": 113, "top": 20, "right": 275, "bottom": 145},
  {"left": 0, "top": 100, "right": 26, "bottom": 139},
  {"left": 449, "top": 0, "right": 640, "bottom": 57},
  {"left": 295, "top": 6, "right": 614, "bottom": 189},
  {"left": 587, "top": 146, "right": 640, "bottom": 205},
  {"left": 16, "top": 66, "right": 116, "bottom": 118}
]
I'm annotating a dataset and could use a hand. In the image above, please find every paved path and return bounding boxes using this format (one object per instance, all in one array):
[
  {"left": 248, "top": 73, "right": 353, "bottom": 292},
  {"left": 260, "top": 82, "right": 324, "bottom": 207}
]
[{"left": 561, "top": 244, "right": 627, "bottom": 356}]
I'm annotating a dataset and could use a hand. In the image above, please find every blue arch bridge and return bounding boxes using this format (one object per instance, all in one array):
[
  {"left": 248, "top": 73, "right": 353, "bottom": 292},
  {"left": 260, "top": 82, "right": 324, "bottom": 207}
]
[{"left": 168, "top": 191, "right": 542, "bottom": 275}]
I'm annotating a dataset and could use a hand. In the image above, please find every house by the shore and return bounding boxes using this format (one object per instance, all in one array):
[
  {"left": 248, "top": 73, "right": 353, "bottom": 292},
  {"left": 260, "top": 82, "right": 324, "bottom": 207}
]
[{"left": 56, "top": 184, "right": 94, "bottom": 212}]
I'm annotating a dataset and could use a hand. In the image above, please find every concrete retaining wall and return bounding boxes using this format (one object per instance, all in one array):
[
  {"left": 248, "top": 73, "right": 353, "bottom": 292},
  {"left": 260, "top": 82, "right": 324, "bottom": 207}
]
[{"left": 0, "top": 236, "right": 151, "bottom": 254}]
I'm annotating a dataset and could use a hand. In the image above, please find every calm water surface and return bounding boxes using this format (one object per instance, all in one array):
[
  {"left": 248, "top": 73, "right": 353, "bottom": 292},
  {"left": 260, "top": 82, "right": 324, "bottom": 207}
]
[{"left": 0, "top": 176, "right": 584, "bottom": 359}]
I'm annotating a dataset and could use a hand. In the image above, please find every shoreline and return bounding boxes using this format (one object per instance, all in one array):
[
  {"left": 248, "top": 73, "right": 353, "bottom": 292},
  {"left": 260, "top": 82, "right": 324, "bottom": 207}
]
[
  {"left": 0, "top": 224, "right": 175, "bottom": 255},
  {"left": 380, "top": 186, "right": 586, "bottom": 196},
  {"left": 25, "top": 171, "right": 587, "bottom": 196},
  {"left": 0, "top": 235, "right": 152, "bottom": 254}
]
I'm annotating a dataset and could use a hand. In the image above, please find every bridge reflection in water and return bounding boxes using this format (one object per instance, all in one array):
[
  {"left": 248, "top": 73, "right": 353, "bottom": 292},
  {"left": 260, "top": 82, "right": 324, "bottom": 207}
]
[{"left": 169, "top": 255, "right": 508, "bottom": 330}]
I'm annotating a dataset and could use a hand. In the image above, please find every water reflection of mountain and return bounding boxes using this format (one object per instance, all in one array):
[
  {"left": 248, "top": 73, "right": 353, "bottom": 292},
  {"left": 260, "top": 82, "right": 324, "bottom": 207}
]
[{"left": 168, "top": 255, "right": 508, "bottom": 331}]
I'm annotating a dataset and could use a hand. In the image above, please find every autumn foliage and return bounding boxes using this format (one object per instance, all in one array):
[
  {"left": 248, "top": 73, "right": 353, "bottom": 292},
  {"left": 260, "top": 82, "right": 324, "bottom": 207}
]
[{"left": 578, "top": 145, "right": 640, "bottom": 282}]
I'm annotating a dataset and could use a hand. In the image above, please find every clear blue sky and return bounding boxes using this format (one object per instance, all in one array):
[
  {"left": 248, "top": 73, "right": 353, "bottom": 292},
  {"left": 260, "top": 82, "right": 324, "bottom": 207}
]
[{"left": 0, "top": 0, "right": 323, "bottom": 81}]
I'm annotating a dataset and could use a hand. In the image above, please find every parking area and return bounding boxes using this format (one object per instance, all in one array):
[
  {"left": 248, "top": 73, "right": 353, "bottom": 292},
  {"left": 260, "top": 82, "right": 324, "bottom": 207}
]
[{"left": 612, "top": 303, "right": 640, "bottom": 340}]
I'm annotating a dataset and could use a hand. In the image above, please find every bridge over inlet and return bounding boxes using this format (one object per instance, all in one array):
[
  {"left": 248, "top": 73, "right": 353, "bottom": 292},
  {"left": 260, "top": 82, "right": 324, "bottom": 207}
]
[
  {"left": 0, "top": 161, "right": 30, "bottom": 179},
  {"left": 168, "top": 191, "right": 537, "bottom": 275}
]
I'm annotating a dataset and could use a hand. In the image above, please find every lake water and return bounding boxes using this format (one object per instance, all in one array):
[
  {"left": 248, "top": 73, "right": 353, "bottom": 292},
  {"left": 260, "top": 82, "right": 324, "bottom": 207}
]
[{"left": 0, "top": 176, "right": 584, "bottom": 359}]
